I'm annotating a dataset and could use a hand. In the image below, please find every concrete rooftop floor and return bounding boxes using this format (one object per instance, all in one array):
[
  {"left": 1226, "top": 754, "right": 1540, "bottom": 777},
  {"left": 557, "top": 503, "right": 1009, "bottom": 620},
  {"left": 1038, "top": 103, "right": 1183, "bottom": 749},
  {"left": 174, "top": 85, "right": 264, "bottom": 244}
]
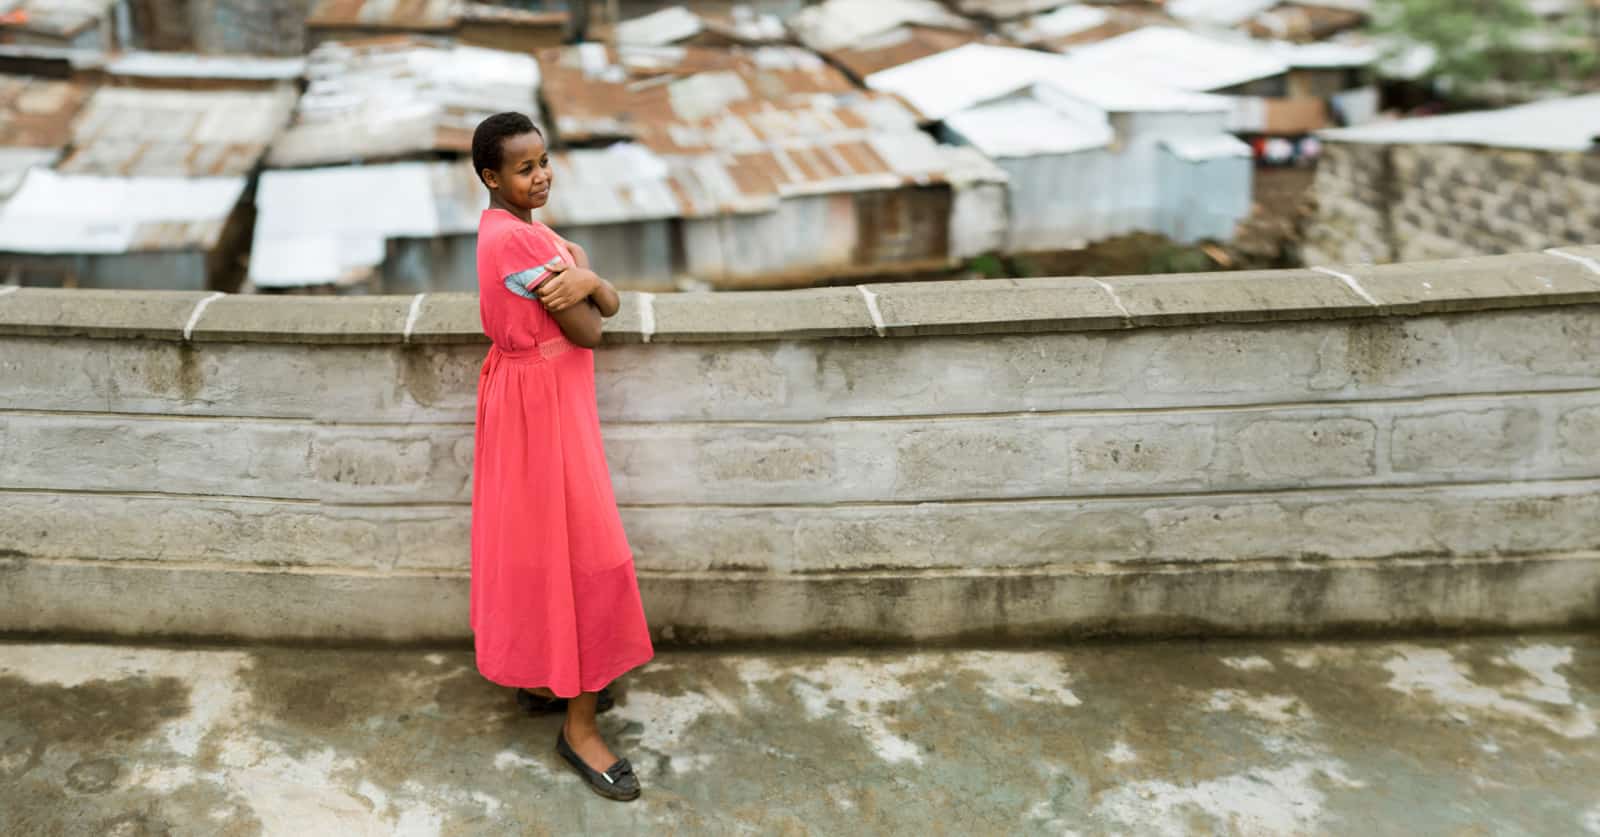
[{"left": 2, "top": 634, "right": 1598, "bottom": 836}]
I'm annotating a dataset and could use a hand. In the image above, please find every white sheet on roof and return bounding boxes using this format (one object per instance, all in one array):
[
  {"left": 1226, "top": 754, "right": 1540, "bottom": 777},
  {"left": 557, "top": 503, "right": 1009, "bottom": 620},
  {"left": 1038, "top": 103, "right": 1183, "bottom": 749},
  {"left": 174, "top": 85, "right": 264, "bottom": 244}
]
[
  {"left": 250, "top": 162, "right": 478, "bottom": 287},
  {"left": 105, "top": 52, "right": 306, "bottom": 80},
  {"left": 1166, "top": 0, "right": 1279, "bottom": 26},
  {"left": 788, "top": 0, "right": 972, "bottom": 52},
  {"left": 1160, "top": 133, "right": 1253, "bottom": 161},
  {"left": 1003, "top": 4, "right": 1110, "bottom": 44},
  {"left": 1319, "top": 93, "right": 1600, "bottom": 152},
  {"left": 0, "top": 168, "right": 245, "bottom": 254},
  {"left": 945, "top": 93, "right": 1113, "bottom": 157},
  {"left": 1063, "top": 26, "right": 1289, "bottom": 92},
  {"left": 866, "top": 43, "right": 1228, "bottom": 121},
  {"left": 614, "top": 7, "right": 704, "bottom": 46}
]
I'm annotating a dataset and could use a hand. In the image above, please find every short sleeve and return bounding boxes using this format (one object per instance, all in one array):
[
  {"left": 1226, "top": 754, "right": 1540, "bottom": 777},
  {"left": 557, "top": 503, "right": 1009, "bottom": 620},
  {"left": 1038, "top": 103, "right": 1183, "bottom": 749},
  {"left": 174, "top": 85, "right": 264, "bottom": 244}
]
[{"left": 497, "top": 225, "right": 564, "bottom": 300}]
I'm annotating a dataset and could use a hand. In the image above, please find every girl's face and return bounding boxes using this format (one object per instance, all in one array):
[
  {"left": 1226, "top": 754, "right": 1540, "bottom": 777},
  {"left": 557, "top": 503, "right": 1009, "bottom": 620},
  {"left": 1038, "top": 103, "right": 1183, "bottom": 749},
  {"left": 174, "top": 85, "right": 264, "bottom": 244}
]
[{"left": 485, "top": 131, "right": 552, "bottom": 211}]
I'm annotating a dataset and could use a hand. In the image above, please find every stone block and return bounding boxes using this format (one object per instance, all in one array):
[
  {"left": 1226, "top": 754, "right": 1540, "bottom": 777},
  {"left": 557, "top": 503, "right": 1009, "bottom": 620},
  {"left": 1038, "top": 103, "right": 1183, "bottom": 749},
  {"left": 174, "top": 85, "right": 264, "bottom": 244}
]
[
  {"left": 1389, "top": 408, "right": 1542, "bottom": 475},
  {"left": 1557, "top": 406, "right": 1600, "bottom": 469},
  {"left": 1340, "top": 253, "right": 1600, "bottom": 316},
  {"left": 399, "top": 292, "right": 486, "bottom": 345},
  {"left": 894, "top": 424, "right": 1070, "bottom": 497},
  {"left": 0, "top": 288, "right": 212, "bottom": 340},
  {"left": 1144, "top": 502, "right": 1295, "bottom": 561},
  {"left": 0, "top": 414, "right": 476, "bottom": 503},
  {"left": 1068, "top": 422, "right": 1216, "bottom": 489},
  {"left": 1102, "top": 270, "right": 1376, "bottom": 327},
  {"left": 650, "top": 286, "right": 878, "bottom": 342},
  {"left": 869, "top": 277, "right": 1127, "bottom": 337},
  {"left": 0, "top": 492, "right": 468, "bottom": 571},
  {"left": 1234, "top": 418, "right": 1377, "bottom": 481},
  {"left": 190, "top": 295, "right": 414, "bottom": 344}
]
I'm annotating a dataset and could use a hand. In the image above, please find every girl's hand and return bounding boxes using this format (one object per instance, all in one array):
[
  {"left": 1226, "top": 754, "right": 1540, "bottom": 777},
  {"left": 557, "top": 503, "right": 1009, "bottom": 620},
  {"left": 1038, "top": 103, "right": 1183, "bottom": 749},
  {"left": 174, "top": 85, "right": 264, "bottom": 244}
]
[{"left": 536, "top": 264, "right": 600, "bottom": 312}]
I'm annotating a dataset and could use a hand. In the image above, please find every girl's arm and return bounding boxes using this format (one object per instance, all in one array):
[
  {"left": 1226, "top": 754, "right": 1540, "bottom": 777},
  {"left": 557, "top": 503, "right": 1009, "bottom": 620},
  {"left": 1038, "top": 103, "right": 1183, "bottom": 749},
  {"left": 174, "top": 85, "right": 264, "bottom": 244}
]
[
  {"left": 557, "top": 240, "right": 622, "bottom": 318},
  {"left": 547, "top": 293, "right": 603, "bottom": 348},
  {"left": 537, "top": 265, "right": 620, "bottom": 318}
]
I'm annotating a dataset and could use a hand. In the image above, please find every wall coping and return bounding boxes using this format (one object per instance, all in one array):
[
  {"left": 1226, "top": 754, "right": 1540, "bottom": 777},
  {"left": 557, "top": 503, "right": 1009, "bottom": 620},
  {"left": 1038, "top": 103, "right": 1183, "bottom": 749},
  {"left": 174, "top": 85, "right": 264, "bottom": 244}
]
[{"left": 1, "top": 248, "right": 1597, "bottom": 345}]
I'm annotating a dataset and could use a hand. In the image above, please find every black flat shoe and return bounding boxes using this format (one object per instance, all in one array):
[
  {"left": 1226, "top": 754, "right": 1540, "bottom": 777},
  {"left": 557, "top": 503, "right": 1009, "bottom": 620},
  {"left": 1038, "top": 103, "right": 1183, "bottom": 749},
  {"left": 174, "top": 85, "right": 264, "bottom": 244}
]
[
  {"left": 517, "top": 686, "right": 615, "bottom": 715},
  {"left": 555, "top": 730, "right": 640, "bottom": 802}
]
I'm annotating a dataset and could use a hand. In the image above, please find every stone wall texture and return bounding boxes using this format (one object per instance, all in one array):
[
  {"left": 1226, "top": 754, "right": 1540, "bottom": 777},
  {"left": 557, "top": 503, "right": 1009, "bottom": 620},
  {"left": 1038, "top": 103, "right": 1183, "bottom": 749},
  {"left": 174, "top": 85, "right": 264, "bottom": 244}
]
[
  {"left": 1304, "top": 142, "right": 1600, "bottom": 266},
  {"left": 3, "top": 247, "right": 1600, "bottom": 644}
]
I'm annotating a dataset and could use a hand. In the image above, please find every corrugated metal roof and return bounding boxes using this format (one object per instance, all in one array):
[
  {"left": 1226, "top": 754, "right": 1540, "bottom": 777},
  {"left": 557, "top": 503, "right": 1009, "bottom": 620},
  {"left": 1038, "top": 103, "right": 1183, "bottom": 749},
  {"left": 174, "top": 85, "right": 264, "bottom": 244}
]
[
  {"left": 0, "top": 146, "right": 56, "bottom": 200},
  {"left": 1159, "top": 133, "right": 1253, "bottom": 161},
  {"left": 0, "top": 0, "right": 118, "bottom": 39},
  {"left": 0, "top": 168, "right": 246, "bottom": 253},
  {"left": 250, "top": 161, "right": 480, "bottom": 287},
  {"left": 1001, "top": 5, "right": 1110, "bottom": 45},
  {"left": 59, "top": 86, "right": 296, "bottom": 177},
  {"left": 103, "top": 52, "right": 307, "bottom": 81},
  {"left": 667, "top": 129, "right": 1007, "bottom": 216},
  {"left": 788, "top": 0, "right": 974, "bottom": 52},
  {"left": 1166, "top": 0, "right": 1280, "bottom": 27},
  {"left": 1061, "top": 26, "right": 1290, "bottom": 92},
  {"left": 538, "top": 43, "right": 855, "bottom": 144},
  {"left": 268, "top": 38, "right": 541, "bottom": 166},
  {"left": 1263, "top": 38, "right": 1377, "bottom": 69},
  {"left": 614, "top": 7, "right": 706, "bottom": 46},
  {"left": 306, "top": 0, "right": 460, "bottom": 31},
  {"left": 823, "top": 24, "right": 982, "bottom": 81},
  {"left": 866, "top": 43, "right": 1229, "bottom": 121},
  {"left": 945, "top": 91, "right": 1113, "bottom": 157},
  {"left": 1319, "top": 93, "right": 1600, "bottom": 152},
  {"left": 952, "top": 0, "right": 1073, "bottom": 20},
  {"left": 0, "top": 75, "right": 89, "bottom": 148},
  {"left": 460, "top": 2, "right": 566, "bottom": 26},
  {"left": 634, "top": 92, "right": 922, "bottom": 154}
]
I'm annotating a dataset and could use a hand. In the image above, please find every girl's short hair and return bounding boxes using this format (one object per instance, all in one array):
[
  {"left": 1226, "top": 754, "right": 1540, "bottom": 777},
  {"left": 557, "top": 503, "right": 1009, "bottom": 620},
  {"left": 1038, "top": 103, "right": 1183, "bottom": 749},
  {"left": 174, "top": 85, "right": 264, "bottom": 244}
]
[{"left": 472, "top": 112, "right": 544, "bottom": 183}]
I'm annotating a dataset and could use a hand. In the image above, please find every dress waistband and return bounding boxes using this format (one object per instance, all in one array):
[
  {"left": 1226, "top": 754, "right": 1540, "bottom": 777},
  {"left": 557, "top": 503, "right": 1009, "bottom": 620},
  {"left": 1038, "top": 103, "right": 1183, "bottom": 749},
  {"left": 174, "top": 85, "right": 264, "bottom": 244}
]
[{"left": 491, "top": 334, "right": 577, "bottom": 362}]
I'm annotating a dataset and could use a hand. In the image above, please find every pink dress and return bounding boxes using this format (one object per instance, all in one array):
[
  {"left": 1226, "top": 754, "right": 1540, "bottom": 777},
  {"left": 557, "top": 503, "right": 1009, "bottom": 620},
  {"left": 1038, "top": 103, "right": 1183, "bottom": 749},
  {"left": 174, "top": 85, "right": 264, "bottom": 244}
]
[{"left": 470, "top": 208, "right": 654, "bottom": 698}]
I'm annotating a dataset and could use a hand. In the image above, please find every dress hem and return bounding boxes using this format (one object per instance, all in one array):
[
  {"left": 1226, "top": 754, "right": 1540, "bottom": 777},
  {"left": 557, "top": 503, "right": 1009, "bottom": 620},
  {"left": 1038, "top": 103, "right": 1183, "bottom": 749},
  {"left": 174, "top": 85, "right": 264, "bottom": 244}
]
[{"left": 477, "top": 648, "right": 656, "bottom": 700}]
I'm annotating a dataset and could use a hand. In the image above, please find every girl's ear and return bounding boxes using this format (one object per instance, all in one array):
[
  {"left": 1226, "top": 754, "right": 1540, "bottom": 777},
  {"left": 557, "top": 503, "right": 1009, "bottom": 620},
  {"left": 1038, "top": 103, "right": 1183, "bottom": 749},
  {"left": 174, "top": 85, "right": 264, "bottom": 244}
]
[{"left": 482, "top": 169, "right": 500, "bottom": 190}]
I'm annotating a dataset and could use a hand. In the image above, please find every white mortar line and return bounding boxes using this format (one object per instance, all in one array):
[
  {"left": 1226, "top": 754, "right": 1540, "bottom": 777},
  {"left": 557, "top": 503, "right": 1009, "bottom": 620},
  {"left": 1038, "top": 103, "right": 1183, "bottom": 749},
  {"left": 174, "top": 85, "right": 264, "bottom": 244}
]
[
  {"left": 1311, "top": 266, "right": 1381, "bottom": 307},
  {"left": 402, "top": 292, "right": 427, "bottom": 343},
  {"left": 637, "top": 292, "right": 656, "bottom": 344},
  {"left": 182, "top": 292, "right": 225, "bottom": 342},
  {"left": 857, "top": 285, "right": 886, "bottom": 337},
  {"left": 1546, "top": 248, "right": 1600, "bottom": 280},
  {"left": 1090, "top": 279, "right": 1132, "bottom": 321}
]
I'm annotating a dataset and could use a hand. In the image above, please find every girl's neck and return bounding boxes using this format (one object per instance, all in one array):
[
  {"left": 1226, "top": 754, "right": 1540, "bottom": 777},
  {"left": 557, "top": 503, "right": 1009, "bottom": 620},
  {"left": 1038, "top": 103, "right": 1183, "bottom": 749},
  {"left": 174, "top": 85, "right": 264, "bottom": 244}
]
[{"left": 488, "top": 195, "right": 533, "bottom": 224}]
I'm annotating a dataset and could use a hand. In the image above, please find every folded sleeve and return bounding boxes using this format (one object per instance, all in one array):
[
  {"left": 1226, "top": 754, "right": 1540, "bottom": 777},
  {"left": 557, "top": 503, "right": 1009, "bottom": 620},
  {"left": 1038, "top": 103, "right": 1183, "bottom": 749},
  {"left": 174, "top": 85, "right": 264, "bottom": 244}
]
[{"left": 497, "top": 226, "right": 565, "bottom": 300}]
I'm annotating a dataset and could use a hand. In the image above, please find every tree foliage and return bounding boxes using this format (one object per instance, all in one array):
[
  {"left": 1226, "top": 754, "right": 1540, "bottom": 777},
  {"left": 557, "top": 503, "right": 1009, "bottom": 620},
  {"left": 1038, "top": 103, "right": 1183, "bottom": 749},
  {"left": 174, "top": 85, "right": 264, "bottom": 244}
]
[{"left": 1371, "top": 0, "right": 1597, "bottom": 92}]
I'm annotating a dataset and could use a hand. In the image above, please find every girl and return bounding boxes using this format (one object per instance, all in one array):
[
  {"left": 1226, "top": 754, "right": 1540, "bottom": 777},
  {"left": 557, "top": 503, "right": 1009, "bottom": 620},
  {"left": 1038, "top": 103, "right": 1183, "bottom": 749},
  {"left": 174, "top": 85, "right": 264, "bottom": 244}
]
[{"left": 469, "top": 111, "right": 654, "bottom": 803}]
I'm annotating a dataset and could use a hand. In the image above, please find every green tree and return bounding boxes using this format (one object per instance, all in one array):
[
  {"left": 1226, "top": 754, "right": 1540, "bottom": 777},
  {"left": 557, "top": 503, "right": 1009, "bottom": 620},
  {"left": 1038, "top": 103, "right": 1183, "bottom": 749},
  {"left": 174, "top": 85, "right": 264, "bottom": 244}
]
[{"left": 1372, "top": 0, "right": 1543, "bottom": 86}]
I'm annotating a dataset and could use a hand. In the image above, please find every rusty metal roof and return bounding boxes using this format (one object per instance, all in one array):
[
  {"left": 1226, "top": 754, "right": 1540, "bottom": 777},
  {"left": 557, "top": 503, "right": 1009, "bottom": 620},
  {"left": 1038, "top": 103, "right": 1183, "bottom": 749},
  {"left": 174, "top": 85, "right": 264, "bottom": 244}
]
[
  {"left": 0, "top": 0, "right": 119, "bottom": 40},
  {"left": 0, "top": 74, "right": 89, "bottom": 148},
  {"left": 268, "top": 37, "right": 542, "bottom": 167},
  {"left": 665, "top": 130, "right": 1007, "bottom": 218},
  {"left": 823, "top": 25, "right": 984, "bottom": 81},
  {"left": 460, "top": 2, "right": 567, "bottom": 27},
  {"left": 538, "top": 43, "right": 857, "bottom": 144},
  {"left": 305, "top": 0, "right": 460, "bottom": 31},
  {"left": 633, "top": 92, "right": 922, "bottom": 155},
  {"left": 57, "top": 86, "right": 296, "bottom": 177}
]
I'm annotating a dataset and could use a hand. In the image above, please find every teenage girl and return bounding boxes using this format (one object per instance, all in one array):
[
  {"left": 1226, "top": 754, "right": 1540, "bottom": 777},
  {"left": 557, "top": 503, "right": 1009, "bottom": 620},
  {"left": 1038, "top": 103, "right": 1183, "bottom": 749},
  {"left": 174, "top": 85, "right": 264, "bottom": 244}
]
[{"left": 469, "top": 111, "right": 654, "bottom": 803}]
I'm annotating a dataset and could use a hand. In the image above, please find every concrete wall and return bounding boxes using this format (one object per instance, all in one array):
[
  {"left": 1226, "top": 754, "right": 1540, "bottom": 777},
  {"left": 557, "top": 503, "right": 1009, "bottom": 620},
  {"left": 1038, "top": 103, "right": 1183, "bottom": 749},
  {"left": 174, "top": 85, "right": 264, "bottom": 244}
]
[
  {"left": 3, "top": 247, "right": 1600, "bottom": 644},
  {"left": 1305, "top": 141, "right": 1600, "bottom": 266}
]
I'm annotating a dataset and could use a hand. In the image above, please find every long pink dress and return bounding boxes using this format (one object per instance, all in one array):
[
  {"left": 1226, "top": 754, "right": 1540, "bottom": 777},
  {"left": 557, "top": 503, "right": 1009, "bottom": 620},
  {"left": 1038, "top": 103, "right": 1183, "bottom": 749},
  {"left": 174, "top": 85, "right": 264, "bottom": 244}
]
[{"left": 470, "top": 207, "right": 654, "bottom": 698}]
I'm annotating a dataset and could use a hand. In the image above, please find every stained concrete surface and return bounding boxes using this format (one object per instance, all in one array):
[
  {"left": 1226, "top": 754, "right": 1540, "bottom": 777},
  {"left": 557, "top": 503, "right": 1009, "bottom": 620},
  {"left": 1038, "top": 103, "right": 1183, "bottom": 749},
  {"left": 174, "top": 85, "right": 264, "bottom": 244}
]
[{"left": 2, "top": 635, "right": 1598, "bottom": 836}]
